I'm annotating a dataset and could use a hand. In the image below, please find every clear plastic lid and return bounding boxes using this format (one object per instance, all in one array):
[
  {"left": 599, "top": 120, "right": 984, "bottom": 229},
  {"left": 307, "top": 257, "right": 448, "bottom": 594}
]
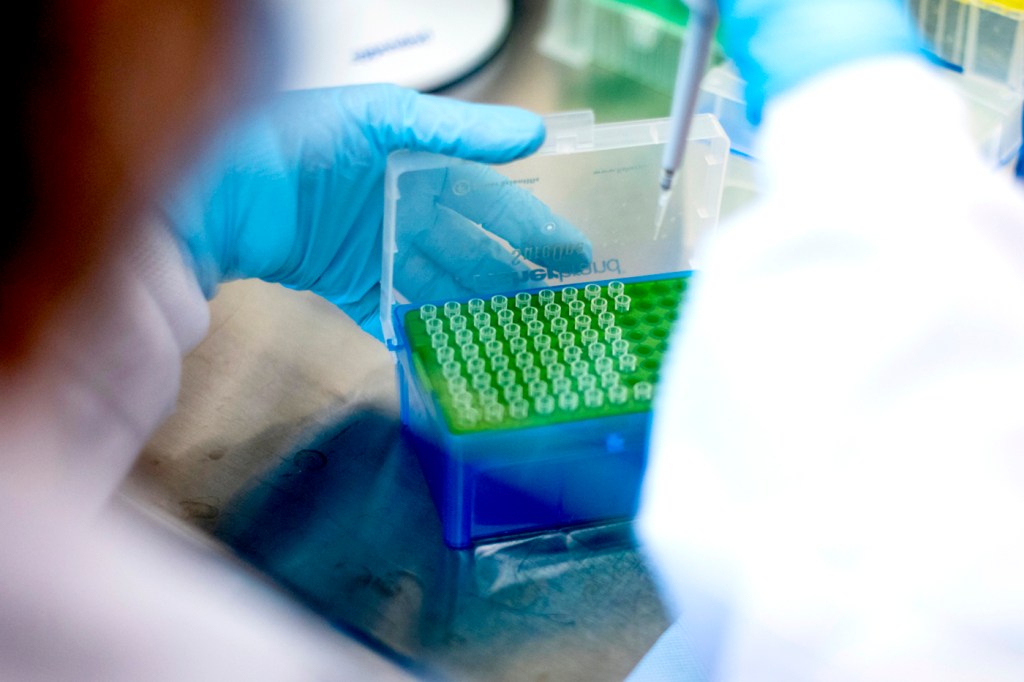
[{"left": 380, "top": 111, "right": 729, "bottom": 344}]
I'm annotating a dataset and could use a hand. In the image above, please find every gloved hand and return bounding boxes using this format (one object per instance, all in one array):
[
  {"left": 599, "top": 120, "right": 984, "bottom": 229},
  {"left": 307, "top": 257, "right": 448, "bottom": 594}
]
[
  {"left": 714, "top": 0, "right": 918, "bottom": 120},
  {"left": 162, "top": 84, "right": 586, "bottom": 340},
  {"left": 391, "top": 160, "right": 591, "bottom": 305}
]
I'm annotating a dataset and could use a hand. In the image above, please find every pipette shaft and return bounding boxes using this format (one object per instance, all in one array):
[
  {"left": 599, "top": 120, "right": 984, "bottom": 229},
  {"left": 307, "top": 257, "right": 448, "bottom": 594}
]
[{"left": 658, "top": 1, "right": 719, "bottom": 194}]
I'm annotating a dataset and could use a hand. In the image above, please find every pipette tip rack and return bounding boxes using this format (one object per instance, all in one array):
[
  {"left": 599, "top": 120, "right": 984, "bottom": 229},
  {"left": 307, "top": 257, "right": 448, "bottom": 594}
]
[{"left": 402, "top": 275, "right": 687, "bottom": 434}]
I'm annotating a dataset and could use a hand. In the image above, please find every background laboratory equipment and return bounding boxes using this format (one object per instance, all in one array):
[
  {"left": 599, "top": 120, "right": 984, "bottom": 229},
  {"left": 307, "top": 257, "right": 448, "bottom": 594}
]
[
  {"left": 538, "top": 0, "right": 725, "bottom": 95},
  {"left": 908, "top": 0, "right": 1024, "bottom": 87},
  {"left": 906, "top": 0, "right": 1024, "bottom": 167},
  {"left": 272, "top": 0, "right": 514, "bottom": 91}
]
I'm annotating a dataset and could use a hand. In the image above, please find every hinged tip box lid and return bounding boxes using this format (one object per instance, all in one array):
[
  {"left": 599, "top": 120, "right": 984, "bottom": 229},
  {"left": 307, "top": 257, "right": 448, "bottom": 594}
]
[{"left": 380, "top": 111, "right": 729, "bottom": 345}]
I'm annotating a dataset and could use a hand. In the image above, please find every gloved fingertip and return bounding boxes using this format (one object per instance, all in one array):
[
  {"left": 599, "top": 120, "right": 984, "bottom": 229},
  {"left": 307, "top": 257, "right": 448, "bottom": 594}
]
[
  {"left": 462, "top": 105, "right": 546, "bottom": 162},
  {"left": 402, "top": 91, "right": 548, "bottom": 163},
  {"left": 502, "top": 109, "right": 546, "bottom": 157}
]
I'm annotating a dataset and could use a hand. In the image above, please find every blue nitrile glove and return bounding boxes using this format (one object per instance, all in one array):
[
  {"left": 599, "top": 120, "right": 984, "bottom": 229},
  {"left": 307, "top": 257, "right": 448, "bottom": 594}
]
[
  {"left": 392, "top": 161, "right": 591, "bottom": 304},
  {"left": 715, "top": 0, "right": 918, "bottom": 121},
  {"left": 163, "top": 84, "right": 586, "bottom": 340}
]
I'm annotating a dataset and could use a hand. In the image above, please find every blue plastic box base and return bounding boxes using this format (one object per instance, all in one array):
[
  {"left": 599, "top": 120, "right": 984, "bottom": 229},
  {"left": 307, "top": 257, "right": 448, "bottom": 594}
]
[{"left": 394, "top": 320, "right": 651, "bottom": 549}]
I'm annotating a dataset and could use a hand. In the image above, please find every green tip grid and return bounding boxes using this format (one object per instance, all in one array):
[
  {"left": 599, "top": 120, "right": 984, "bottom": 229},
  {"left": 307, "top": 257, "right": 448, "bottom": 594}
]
[{"left": 402, "top": 275, "right": 688, "bottom": 434}]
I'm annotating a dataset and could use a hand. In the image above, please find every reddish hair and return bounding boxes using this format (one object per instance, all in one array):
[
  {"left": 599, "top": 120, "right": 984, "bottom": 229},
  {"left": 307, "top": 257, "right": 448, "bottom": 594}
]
[{"left": 1, "top": 0, "right": 269, "bottom": 367}]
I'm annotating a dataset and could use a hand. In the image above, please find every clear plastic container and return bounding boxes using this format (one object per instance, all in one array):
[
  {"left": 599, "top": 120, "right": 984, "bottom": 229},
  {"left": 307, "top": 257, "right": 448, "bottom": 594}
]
[
  {"left": 381, "top": 111, "right": 729, "bottom": 547},
  {"left": 940, "top": 67, "right": 1024, "bottom": 165},
  {"left": 910, "top": 0, "right": 1024, "bottom": 88},
  {"left": 697, "top": 63, "right": 757, "bottom": 158},
  {"left": 538, "top": 0, "right": 725, "bottom": 95}
]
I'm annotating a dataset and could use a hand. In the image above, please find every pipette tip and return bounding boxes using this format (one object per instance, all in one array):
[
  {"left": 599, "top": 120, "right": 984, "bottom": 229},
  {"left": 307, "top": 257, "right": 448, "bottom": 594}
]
[{"left": 654, "top": 187, "right": 671, "bottom": 239}]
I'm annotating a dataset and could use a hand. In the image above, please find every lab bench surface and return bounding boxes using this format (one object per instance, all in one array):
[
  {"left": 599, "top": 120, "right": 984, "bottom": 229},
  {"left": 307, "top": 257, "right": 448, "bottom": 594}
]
[{"left": 127, "top": 1, "right": 677, "bottom": 679}]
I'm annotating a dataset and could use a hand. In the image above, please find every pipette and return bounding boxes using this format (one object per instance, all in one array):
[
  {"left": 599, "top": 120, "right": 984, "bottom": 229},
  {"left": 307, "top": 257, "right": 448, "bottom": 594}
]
[{"left": 655, "top": 0, "right": 719, "bottom": 236}]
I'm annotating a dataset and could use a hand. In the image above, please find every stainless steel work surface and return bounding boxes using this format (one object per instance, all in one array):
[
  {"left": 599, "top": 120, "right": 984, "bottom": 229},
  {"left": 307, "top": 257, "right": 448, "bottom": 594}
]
[
  {"left": 210, "top": 409, "right": 670, "bottom": 680},
  {"left": 128, "top": 2, "right": 679, "bottom": 679}
]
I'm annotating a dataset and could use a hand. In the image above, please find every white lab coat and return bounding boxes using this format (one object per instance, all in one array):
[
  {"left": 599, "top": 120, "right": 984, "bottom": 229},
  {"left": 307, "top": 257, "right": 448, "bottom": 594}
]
[
  {"left": 0, "top": 223, "right": 409, "bottom": 680},
  {"left": 639, "top": 56, "right": 1024, "bottom": 679}
]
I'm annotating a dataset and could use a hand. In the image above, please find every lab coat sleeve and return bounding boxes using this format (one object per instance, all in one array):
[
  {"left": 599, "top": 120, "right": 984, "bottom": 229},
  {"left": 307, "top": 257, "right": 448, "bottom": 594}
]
[
  {"left": 638, "top": 56, "right": 1024, "bottom": 680},
  {"left": 0, "top": 218, "right": 211, "bottom": 512},
  {"left": 0, "top": 220, "right": 410, "bottom": 680}
]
